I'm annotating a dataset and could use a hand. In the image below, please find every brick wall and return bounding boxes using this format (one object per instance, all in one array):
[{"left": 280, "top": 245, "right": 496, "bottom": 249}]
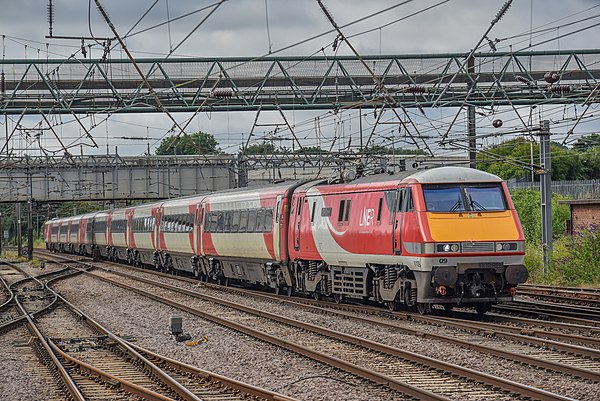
[{"left": 572, "top": 204, "right": 600, "bottom": 232}]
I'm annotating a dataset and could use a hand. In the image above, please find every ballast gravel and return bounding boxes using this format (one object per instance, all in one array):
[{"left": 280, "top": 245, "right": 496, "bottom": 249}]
[
  {"left": 52, "top": 275, "right": 410, "bottom": 401},
  {"left": 0, "top": 325, "right": 63, "bottom": 400},
  {"left": 98, "top": 264, "right": 600, "bottom": 401}
]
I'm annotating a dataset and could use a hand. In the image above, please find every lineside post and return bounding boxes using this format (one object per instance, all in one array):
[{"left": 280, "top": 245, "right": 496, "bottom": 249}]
[
  {"left": 467, "top": 56, "right": 477, "bottom": 168},
  {"left": 27, "top": 198, "right": 33, "bottom": 260},
  {"left": 16, "top": 202, "right": 22, "bottom": 257},
  {"left": 539, "top": 120, "right": 552, "bottom": 277}
]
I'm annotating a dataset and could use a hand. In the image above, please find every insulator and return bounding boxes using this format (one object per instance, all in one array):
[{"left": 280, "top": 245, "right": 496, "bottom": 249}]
[
  {"left": 404, "top": 85, "right": 426, "bottom": 94},
  {"left": 544, "top": 71, "right": 560, "bottom": 84},
  {"left": 549, "top": 85, "right": 572, "bottom": 94},
  {"left": 515, "top": 75, "right": 532, "bottom": 85},
  {"left": 492, "top": 0, "right": 512, "bottom": 24},
  {"left": 210, "top": 88, "right": 233, "bottom": 99},
  {"left": 492, "top": 119, "right": 503, "bottom": 128},
  {"left": 47, "top": 0, "right": 54, "bottom": 36}
]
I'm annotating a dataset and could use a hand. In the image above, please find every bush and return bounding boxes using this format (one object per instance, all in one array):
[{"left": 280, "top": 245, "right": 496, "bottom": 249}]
[
  {"left": 509, "top": 189, "right": 600, "bottom": 285},
  {"left": 551, "top": 225, "right": 600, "bottom": 285},
  {"left": 510, "top": 189, "right": 570, "bottom": 242}
]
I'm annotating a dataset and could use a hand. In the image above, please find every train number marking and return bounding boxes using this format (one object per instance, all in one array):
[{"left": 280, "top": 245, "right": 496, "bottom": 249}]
[
  {"left": 438, "top": 258, "right": 448, "bottom": 264},
  {"left": 359, "top": 208, "right": 375, "bottom": 227}
]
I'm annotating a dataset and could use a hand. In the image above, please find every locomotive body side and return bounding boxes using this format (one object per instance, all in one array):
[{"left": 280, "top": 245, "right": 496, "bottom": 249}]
[{"left": 287, "top": 167, "right": 527, "bottom": 312}]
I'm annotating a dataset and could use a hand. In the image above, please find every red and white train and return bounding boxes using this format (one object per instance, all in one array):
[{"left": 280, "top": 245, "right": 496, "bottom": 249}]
[{"left": 44, "top": 166, "right": 528, "bottom": 314}]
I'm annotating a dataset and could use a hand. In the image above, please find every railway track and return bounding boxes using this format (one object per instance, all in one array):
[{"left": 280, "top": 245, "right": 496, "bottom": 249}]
[
  {"left": 39, "top": 252, "right": 581, "bottom": 401},
  {"left": 519, "top": 284, "right": 600, "bottom": 302},
  {"left": 1, "top": 257, "right": 295, "bottom": 401}
]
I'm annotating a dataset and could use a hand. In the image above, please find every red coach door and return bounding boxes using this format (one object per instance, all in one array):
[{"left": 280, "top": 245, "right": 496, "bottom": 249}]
[
  {"left": 293, "top": 194, "right": 305, "bottom": 251},
  {"left": 274, "top": 195, "right": 283, "bottom": 260},
  {"left": 393, "top": 188, "right": 410, "bottom": 255}
]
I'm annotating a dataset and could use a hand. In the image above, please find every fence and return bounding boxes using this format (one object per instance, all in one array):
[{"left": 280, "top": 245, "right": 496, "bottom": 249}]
[{"left": 507, "top": 179, "right": 600, "bottom": 199}]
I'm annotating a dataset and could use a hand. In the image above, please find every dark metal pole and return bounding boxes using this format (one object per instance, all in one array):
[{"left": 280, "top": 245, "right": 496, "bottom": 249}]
[
  {"left": 539, "top": 120, "right": 552, "bottom": 277},
  {"left": 27, "top": 199, "right": 33, "bottom": 260},
  {"left": 467, "top": 56, "right": 477, "bottom": 168},
  {"left": 16, "top": 202, "right": 22, "bottom": 257},
  {"left": 0, "top": 212, "right": 3, "bottom": 255},
  {"left": 359, "top": 108, "right": 363, "bottom": 152}
]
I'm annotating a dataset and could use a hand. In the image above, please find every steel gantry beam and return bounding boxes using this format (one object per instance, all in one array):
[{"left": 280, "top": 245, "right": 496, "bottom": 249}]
[{"left": 1, "top": 49, "right": 599, "bottom": 114}]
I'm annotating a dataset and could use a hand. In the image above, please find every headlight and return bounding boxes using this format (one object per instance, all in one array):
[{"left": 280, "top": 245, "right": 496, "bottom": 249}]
[
  {"left": 495, "top": 241, "right": 524, "bottom": 252},
  {"left": 436, "top": 243, "right": 461, "bottom": 253}
]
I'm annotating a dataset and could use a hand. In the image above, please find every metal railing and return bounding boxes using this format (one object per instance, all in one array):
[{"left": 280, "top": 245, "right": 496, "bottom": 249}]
[{"left": 507, "top": 179, "right": 600, "bottom": 199}]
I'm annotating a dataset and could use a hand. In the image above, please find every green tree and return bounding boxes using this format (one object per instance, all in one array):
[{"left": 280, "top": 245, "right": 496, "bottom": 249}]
[
  {"left": 580, "top": 149, "right": 600, "bottom": 179},
  {"left": 478, "top": 137, "right": 586, "bottom": 180},
  {"left": 509, "top": 189, "right": 570, "bottom": 242},
  {"left": 295, "top": 146, "right": 328, "bottom": 155},
  {"left": 155, "top": 131, "right": 218, "bottom": 155},
  {"left": 573, "top": 133, "right": 600, "bottom": 152},
  {"left": 243, "top": 141, "right": 278, "bottom": 155}
]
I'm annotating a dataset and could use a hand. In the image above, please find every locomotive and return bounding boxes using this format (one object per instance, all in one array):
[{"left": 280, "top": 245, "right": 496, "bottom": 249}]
[{"left": 44, "top": 166, "right": 528, "bottom": 314}]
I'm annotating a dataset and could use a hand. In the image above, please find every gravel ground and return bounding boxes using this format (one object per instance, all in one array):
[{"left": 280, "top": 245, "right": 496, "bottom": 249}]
[
  {"left": 53, "top": 275, "right": 411, "bottom": 401},
  {"left": 0, "top": 325, "right": 63, "bottom": 400},
  {"left": 98, "top": 263, "right": 600, "bottom": 401}
]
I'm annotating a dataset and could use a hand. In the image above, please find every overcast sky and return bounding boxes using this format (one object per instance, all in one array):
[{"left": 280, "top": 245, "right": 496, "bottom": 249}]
[{"left": 1, "top": 0, "right": 599, "bottom": 157}]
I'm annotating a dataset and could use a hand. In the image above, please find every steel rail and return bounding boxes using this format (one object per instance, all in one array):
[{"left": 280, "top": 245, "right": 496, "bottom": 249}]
[
  {"left": 13, "top": 283, "right": 87, "bottom": 400},
  {"left": 519, "top": 284, "right": 600, "bottom": 295},
  {"left": 51, "top": 293, "right": 203, "bottom": 401},
  {"left": 518, "top": 290, "right": 600, "bottom": 306},
  {"left": 128, "top": 343, "right": 297, "bottom": 401},
  {"left": 86, "top": 269, "right": 450, "bottom": 401},
  {"left": 5, "top": 259, "right": 201, "bottom": 401},
  {"left": 493, "top": 304, "right": 600, "bottom": 325},
  {"left": 46, "top": 338, "right": 178, "bottom": 401},
  {"left": 37, "top": 257, "right": 298, "bottom": 401},
  {"left": 34, "top": 250, "right": 600, "bottom": 337},
  {"left": 85, "top": 266, "right": 575, "bottom": 401},
  {"left": 224, "top": 286, "right": 600, "bottom": 380}
]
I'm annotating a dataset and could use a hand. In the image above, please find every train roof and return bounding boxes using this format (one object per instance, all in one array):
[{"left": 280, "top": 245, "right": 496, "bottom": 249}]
[
  {"left": 405, "top": 166, "right": 503, "bottom": 184},
  {"left": 296, "top": 166, "right": 502, "bottom": 193},
  {"left": 350, "top": 167, "right": 502, "bottom": 185}
]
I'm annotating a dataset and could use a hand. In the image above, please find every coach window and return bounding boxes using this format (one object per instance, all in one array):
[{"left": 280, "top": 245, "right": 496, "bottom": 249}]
[
  {"left": 264, "top": 208, "right": 274, "bottom": 232},
  {"left": 311, "top": 201, "right": 317, "bottom": 223},
  {"left": 338, "top": 199, "right": 346, "bottom": 222},
  {"left": 248, "top": 209, "right": 257, "bottom": 232},
  {"left": 344, "top": 199, "right": 352, "bottom": 222},
  {"left": 223, "top": 211, "right": 231, "bottom": 232},
  {"left": 255, "top": 209, "right": 264, "bottom": 232},
  {"left": 216, "top": 212, "right": 224, "bottom": 232},
  {"left": 401, "top": 188, "right": 414, "bottom": 212},
  {"left": 239, "top": 210, "right": 249, "bottom": 232},
  {"left": 231, "top": 210, "right": 240, "bottom": 232},
  {"left": 211, "top": 212, "right": 219, "bottom": 232},
  {"left": 376, "top": 197, "right": 383, "bottom": 223}
]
